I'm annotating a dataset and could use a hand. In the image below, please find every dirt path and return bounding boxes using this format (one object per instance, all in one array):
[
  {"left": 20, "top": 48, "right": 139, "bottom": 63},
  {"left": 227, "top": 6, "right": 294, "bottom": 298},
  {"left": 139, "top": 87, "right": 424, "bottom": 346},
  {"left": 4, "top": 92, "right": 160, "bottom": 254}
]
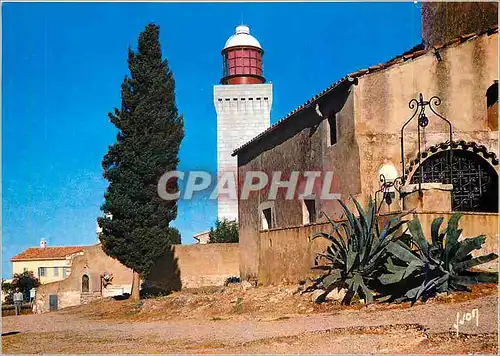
[{"left": 2, "top": 293, "right": 497, "bottom": 354}]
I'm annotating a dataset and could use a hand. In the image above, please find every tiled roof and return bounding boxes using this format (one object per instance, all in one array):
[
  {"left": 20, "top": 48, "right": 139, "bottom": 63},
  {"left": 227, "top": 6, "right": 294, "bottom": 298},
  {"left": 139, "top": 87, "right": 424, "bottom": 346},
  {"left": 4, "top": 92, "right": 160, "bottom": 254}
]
[
  {"left": 11, "top": 246, "right": 87, "bottom": 261},
  {"left": 232, "top": 24, "right": 498, "bottom": 156}
]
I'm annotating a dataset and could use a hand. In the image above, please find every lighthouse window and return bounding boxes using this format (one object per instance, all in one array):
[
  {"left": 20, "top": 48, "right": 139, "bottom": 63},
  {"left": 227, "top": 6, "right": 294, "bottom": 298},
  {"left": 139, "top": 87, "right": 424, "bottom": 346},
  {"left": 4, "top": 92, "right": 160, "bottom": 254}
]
[
  {"left": 256, "top": 97, "right": 261, "bottom": 100},
  {"left": 223, "top": 47, "right": 263, "bottom": 78},
  {"left": 264, "top": 97, "right": 268, "bottom": 101},
  {"left": 218, "top": 98, "right": 222, "bottom": 102}
]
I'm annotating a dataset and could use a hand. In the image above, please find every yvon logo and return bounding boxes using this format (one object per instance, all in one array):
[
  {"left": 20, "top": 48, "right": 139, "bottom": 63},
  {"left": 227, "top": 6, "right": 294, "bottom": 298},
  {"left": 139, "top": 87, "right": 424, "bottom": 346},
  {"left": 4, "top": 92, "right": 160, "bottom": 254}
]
[{"left": 453, "top": 308, "right": 479, "bottom": 336}]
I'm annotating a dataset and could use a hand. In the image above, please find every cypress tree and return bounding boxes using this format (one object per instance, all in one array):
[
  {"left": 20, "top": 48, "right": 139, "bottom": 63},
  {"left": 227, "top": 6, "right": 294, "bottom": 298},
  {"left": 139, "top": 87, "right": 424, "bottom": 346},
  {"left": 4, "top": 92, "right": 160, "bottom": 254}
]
[{"left": 98, "top": 24, "right": 184, "bottom": 300}]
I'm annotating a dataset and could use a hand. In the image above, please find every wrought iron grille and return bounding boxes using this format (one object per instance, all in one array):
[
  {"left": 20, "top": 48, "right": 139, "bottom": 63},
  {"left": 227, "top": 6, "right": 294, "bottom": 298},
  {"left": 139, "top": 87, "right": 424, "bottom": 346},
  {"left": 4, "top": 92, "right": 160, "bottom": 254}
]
[{"left": 410, "top": 150, "right": 498, "bottom": 212}]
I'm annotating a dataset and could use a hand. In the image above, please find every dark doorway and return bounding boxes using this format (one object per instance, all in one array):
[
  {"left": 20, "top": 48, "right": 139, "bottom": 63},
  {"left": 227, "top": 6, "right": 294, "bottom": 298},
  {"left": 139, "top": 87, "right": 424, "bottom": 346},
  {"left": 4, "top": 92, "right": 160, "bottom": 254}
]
[
  {"left": 410, "top": 150, "right": 498, "bottom": 212},
  {"left": 49, "top": 295, "right": 58, "bottom": 312},
  {"left": 81, "top": 275, "right": 90, "bottom": 293}
]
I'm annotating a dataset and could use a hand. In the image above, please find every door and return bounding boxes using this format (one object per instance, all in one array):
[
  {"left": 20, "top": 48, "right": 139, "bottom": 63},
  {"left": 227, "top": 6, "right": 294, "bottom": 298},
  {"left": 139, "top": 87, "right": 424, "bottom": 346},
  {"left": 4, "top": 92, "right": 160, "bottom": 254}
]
[{"left": 49, "top": 295, "right": 58, "bottom": 312}]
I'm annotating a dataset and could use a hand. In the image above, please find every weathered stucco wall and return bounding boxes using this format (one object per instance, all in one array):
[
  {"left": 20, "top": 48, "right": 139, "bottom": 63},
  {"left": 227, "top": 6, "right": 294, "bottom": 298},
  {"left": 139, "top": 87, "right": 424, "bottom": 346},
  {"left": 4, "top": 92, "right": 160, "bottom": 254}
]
[
  {"left": 147, "top": 243, "right": 239, "bottom": 291},
  {"left": 237, "top": 81, "right": 359, "bottom": 281},
  {"left": 35, "top": 243, "right": 240, "bottom": 313},
  {"left": 257, "top": 212, "right": 498, "bottom": 285},
  {"left": 35, "top": 244, "right": 133, "bottom": 313},
  {"left": 258, "top": 222, "right": 331, "bottom": 285},
  {"left": 422, "top": 2, "right": 498, "bottom": 49},
  {"left": 355, "top": 31, "right": 499, "bottom": 199},
  {"left": 237, "top": 32, "right": 498, "bottom": 281}
]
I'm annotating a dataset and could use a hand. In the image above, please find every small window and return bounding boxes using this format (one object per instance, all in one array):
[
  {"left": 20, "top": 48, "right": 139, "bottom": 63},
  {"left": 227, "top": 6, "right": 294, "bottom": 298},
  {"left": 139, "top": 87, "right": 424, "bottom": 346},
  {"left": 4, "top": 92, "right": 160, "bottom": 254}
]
[
  {"left": 487, "top": 82, "right": 498, "bottom": 131},
  {"left": 262, "top": 208, "right": 273, "bottom": 230},
  {"left": 63, "top": 268, "right": 68, "bottom": 278},
  {"left": 256, "top": 97, "right": 261, "bottom": 100},
  {"left": 302, "top": 198, "right": 317, "bottom": 225},
  {"left": 217, "top": 98, "right": 222, "bottom": 102},
  {"left": 327, "top": 112, "right": 338, "bottom": 146},
  {"left": 249, "top": 97, "right": 253, "bottom": 101},
  {"left": 225, "top": 98, "right": 230, "bottom": 101},
  {"left": 233, "top": 98, "right": 238, "bottom": 101},
  {"left": 54, "top": 267, "right": 59, "bottom": 277},
  {"left": 264, "top": 97, "right": 269, "bottom": 101},
  {"left": 39, "top": 267, "right": 47, "bottom": 277}
]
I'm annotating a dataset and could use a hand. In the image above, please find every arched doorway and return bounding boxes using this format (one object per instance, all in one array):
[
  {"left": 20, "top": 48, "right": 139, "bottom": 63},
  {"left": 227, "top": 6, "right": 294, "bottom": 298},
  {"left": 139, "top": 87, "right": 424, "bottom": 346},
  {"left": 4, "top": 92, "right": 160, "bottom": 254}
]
[
  {"left": 81, "top": 275, "right": 90, "bottom": 293},
  {"left": 410, "top": 149, "right": 498, "bottom": 212}
]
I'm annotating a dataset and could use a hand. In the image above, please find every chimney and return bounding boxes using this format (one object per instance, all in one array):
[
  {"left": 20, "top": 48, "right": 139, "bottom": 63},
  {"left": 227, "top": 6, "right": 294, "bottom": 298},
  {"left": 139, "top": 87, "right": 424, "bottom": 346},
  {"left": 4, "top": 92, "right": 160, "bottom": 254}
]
[
  {"left": 422, "top": 2, "right": 498, "bottom": 49},
  {"left": 40, "top": 238, "right": 47, "bottom": 249}
]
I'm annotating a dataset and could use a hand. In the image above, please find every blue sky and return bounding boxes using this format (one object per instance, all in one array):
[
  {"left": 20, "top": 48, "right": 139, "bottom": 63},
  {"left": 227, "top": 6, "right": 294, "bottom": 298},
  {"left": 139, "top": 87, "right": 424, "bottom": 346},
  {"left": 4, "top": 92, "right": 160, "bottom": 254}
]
[{"left": 2, "top": 2, "right": 421, "bottom": 278}]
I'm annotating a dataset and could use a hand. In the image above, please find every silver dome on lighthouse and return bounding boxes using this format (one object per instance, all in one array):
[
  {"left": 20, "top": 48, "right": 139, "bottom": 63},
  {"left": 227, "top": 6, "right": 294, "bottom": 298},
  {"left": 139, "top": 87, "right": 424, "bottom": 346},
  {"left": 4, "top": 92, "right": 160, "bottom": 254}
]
[{"left": 223, "top": 25, "right": 262, "bottom": 50}]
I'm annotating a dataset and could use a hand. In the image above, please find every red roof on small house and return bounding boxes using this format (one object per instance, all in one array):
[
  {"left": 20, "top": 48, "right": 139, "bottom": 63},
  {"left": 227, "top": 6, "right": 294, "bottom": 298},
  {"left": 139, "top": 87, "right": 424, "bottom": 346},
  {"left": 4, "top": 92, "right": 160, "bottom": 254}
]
[
  {"left": 10, "top": 246, "right": 87, "bottom": 261},
  {"left": 232, "top": 24, "right": 498, "bottom": 156}
]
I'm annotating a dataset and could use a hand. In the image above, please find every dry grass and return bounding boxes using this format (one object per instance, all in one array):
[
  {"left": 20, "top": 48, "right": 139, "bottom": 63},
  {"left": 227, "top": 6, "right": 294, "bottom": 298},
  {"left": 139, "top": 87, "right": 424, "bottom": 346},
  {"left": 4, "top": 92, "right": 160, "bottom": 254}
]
[
  {"left": 2, "top": 282, "right": 498, "bottom": 354},
  {"left": 61, "top": 282, "right": 498, "bottom": 323}
]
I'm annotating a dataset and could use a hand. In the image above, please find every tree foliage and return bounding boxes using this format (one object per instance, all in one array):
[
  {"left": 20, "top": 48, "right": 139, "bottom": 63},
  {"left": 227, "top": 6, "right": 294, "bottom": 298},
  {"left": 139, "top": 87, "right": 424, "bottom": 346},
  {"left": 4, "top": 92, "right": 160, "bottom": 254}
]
[
  {"left": 2, "top": 271, "right": 40, "bottom": 304},
  {"left": 209, "top": 219, "right": 239, "bottom": 243},
  {"left": 98, "top": 23, "right": 184, "bottom": 281}
]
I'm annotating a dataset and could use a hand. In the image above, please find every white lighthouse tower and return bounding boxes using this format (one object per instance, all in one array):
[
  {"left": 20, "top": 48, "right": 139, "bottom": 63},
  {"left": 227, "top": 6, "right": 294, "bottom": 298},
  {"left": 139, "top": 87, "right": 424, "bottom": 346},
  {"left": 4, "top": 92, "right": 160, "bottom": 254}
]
[{"left": 214, "top": 25, "right": 273, "bottom": 221}]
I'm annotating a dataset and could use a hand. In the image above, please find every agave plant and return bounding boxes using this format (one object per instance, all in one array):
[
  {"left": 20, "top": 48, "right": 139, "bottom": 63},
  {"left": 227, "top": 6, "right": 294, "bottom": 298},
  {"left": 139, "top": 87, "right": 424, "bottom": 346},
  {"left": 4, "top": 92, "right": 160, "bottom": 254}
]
[
  {"left": 384, "top": 213, "right": 498, "bottom": 304},
  {"left": 310, "top": 197, "right": 410, "bottom": 305}
]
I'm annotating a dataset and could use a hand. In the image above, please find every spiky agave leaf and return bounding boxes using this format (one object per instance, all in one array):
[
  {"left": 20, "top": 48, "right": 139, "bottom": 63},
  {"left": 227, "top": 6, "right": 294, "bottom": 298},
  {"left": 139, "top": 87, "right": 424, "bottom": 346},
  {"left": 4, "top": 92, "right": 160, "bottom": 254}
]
[
  {"left": 386, "top": 214, "right": 498, "bottom": 304},
  {"left": 309, "top": 197, "right": 410, "bottom": 305}
]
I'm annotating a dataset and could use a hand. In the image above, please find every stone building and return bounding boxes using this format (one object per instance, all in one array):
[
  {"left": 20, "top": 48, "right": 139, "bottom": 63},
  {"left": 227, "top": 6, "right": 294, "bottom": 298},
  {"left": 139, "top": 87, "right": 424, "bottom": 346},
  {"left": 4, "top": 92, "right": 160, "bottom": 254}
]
[
  {"left": 34, "top": 242, "right": 239, "bottom": 313},
  {"left": 34, "top": 244, "right": 134, "bottom": 312},
  {"left": 214, "top": 25, "right": 273, "bottom": 221},
  {"left": 10, "top": 239, "right": 86, "bottom": 284},
  {"left": 193, "top": 231, "right": 210, "bottom": 244},
  {"left": 233, "top": 3, "right": 499, "bottom": 284}
]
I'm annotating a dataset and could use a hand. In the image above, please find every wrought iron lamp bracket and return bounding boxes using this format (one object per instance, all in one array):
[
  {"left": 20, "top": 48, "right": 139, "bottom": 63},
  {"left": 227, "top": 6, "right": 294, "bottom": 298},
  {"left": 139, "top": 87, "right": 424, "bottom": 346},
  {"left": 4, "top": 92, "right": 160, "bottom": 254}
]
[{"left": 375, "top": 174, "right": 405, "bottom": 213}]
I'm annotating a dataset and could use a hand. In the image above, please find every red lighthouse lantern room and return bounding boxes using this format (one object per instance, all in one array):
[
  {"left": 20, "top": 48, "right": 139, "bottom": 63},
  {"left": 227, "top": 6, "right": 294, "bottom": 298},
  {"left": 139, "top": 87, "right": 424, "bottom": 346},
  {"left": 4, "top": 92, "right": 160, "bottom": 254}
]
[{"left": 221, "top": 25, "right": 265, "bottom": 85}]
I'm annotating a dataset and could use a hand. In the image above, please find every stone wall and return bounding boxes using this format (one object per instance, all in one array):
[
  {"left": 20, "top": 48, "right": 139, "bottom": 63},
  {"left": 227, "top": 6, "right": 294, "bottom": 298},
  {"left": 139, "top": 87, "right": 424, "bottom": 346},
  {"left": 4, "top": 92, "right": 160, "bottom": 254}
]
[
  {"left": 35, "top": 243, "right": 240, "bottom": 313},
  {"left": 147, "top": 243, "right": 239, "bottom": 291},
  {"left": 257, "top": 212, "right": 498, "bottom": 285}
]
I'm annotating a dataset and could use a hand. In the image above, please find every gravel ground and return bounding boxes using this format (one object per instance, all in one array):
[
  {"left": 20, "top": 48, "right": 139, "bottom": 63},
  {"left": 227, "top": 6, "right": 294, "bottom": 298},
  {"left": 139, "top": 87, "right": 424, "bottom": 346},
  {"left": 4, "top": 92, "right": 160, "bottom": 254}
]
[{"left": 2, "top": 286, "right": 498, "bottom": 354}]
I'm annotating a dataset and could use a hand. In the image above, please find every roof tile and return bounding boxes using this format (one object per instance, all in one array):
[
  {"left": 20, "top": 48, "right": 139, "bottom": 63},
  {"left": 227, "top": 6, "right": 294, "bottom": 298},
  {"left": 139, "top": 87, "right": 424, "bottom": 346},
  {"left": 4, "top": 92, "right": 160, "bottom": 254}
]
[{"left": 11, "top": 246, "right": 87, "bottom": 261}]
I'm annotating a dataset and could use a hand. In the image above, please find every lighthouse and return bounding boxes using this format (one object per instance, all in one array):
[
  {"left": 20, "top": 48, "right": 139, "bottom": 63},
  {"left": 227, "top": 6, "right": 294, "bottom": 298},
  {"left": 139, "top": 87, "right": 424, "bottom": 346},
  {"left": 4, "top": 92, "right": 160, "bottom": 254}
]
[{"left": 214, "top": 25, "right": 273, "bottom": 221}]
